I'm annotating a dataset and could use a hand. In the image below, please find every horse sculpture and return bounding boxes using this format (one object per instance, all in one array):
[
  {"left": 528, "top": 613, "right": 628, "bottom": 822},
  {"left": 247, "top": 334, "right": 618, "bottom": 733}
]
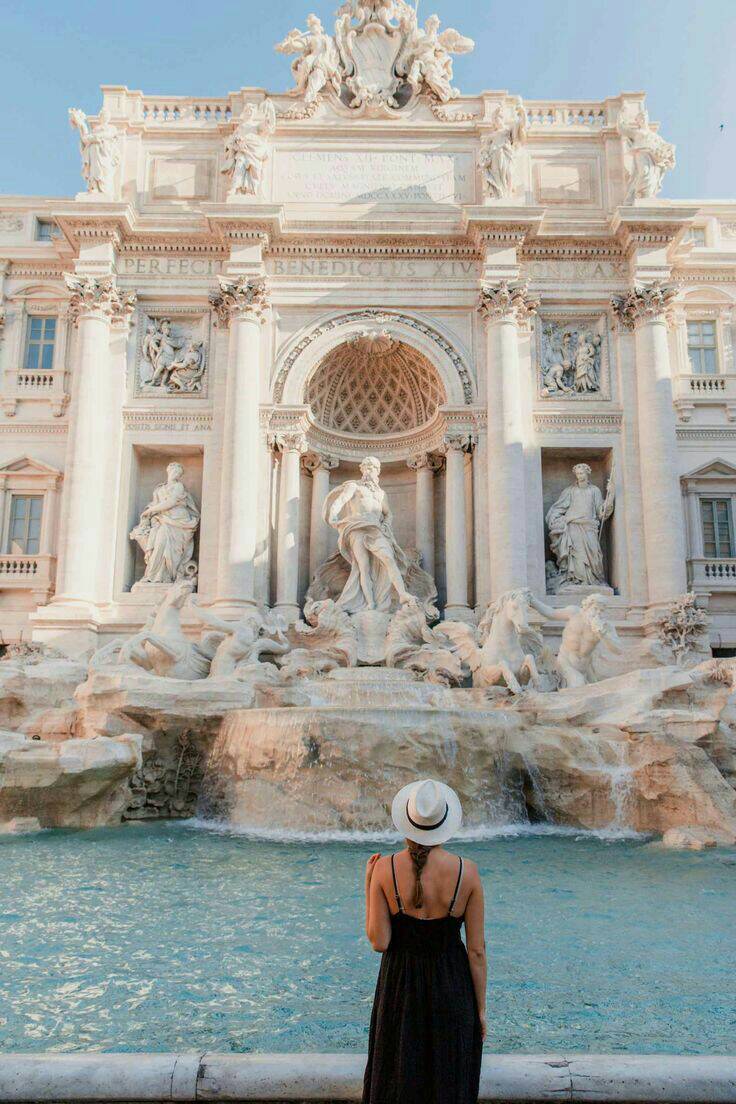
[
  {"left": 89, "top": 581, "right": 215, "bottom": 680},
  {"left": 438, "top": 588, "right": 544, "bottom": 693}
]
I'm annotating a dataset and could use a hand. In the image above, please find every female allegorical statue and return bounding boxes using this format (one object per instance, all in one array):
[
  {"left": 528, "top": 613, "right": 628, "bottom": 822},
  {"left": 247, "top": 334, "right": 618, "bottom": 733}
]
[
  {"left": 130, "top": 462, "right": 200, "bottom": 585},
  {"left": 546, "top": 462, "right": 614, "bottom": 588}
]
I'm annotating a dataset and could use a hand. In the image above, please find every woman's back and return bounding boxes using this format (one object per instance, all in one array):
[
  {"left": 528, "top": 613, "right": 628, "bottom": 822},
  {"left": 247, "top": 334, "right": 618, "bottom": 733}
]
[{"left": 386, "top": 847, "right": 469, "bottom": 919}]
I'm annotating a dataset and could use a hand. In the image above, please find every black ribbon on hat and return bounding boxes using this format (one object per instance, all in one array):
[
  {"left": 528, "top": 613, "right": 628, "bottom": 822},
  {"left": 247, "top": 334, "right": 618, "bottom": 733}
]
[{"left": 406, "top": 798, "right": 449, "bottom": 832}]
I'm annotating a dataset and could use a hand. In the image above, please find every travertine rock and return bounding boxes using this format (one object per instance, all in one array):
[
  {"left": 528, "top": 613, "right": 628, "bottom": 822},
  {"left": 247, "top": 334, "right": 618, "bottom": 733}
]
[
  {"left": 0, "top": 732, "right": 142, "bottom": 828},
  {"left": 661, "top": 827, "right": 721, "bottom": 850}
]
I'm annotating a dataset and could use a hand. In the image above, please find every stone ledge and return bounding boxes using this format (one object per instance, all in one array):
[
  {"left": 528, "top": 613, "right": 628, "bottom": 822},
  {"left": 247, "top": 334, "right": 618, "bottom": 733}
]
[{"left": 0, "top": 1054, "right": 734, "bottom": 1102}]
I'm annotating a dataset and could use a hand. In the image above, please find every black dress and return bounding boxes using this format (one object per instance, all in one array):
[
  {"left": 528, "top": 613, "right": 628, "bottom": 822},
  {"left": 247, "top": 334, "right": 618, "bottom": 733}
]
[{"left": 362, "top": 855, "right": 483, "bottom": 1104}]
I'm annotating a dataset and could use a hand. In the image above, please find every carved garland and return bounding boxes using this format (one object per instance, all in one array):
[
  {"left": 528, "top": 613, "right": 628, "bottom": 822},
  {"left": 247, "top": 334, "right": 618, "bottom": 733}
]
[{"left": 272, "top": 309, "right": 474, "bottom": 405}]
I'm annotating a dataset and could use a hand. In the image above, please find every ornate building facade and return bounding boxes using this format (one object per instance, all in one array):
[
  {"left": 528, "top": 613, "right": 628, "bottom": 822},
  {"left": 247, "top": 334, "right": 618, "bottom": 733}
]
[{"left": 0, "top": 0, "right": 735, "bottom": 654}]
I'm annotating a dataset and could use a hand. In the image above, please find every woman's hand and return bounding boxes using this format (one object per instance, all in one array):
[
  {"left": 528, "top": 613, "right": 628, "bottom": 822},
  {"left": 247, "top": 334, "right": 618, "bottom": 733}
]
[{"left": 365, "top": 853, "right": 381, "bottom": 890}]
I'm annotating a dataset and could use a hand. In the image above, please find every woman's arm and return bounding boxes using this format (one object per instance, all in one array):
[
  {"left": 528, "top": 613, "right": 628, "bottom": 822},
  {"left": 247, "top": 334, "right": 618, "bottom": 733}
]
[
  {"left": 463, "top": 865, "right": 488, "bottom": 1040},
  {"left": 365, "top": 855, "right": 392, "bottom": 953}
]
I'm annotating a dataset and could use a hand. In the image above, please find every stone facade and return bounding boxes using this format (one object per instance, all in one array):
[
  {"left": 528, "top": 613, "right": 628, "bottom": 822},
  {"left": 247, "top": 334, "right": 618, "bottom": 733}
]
[{"left": 0, "top": 0, "right": 735, "bottom": 654}]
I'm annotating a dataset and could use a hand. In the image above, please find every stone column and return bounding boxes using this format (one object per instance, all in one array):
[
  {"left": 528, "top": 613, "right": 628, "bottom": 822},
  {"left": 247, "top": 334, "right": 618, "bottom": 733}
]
[
  {"left": 303, "top": 452, "right": 338, "bottom": 581},
  {"left": 478, "top": 282, "right": 539, "bottom": 599},
  {"left": 271, "top": 431, "right": 307, "bottom": 623},
  {"left": 407, "top": 452, "right": 441, "bottom": 579},
  {"left": 55, "top": 276, "right": 136, "bottom": 605},
  {"left": 210, "top": 277, "right": 270, "bottom": 610},
  {"left": 613, "top": 283, "right": 687, "bottom": 604},
  {"left": 443, "top": 432, "right": 474, "bottom": 622}
]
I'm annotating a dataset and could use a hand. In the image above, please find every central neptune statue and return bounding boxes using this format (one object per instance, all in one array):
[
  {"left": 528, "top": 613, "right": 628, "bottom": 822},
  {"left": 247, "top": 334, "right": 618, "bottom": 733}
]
[{"left": 323, "top": 455, "right": 412, "bottom": 613}]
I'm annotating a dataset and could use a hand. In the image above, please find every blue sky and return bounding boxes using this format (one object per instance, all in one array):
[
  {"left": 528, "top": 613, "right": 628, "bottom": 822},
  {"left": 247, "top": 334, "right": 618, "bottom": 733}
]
[{"left": 1, "top": 0, "right": 734, "bottom": 200}]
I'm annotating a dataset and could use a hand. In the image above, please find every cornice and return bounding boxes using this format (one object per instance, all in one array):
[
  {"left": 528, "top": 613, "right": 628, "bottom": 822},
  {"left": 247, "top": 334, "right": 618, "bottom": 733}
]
[
  {"left": 671, "top": 268, "right": 736, "bottom": 285},
  {"left": 533, "top": 411, "right": 623, "bottom": 434},
  {"left": 521, "top": 238, "right": 624, "bottom": 262},
  {"left": 268, "top": 237, "right": 480, "bottom": 260},
  {"left": 122, "top": 409, "right": 213, "bottom": 433},
  {"left": 0, "top": 422, "right": 68, "bottom": 436},
  {"left": 677, "top": 426, "right": 736, "bottom": 442}
]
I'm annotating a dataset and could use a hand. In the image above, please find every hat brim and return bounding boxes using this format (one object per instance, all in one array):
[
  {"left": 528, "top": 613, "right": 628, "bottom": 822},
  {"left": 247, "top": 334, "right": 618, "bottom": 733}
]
[{"left": 391, "top": 780, "right": 463, "bottom": 846}]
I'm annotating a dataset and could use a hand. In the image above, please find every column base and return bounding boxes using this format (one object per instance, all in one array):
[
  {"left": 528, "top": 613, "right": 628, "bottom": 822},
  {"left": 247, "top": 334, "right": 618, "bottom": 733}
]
[{"left": 443, "top": 603, "right": 476, "bottom": 625}]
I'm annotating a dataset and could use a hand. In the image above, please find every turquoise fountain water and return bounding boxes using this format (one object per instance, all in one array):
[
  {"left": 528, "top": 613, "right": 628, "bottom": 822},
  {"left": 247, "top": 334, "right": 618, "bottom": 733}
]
[{"left": 1, "top": 821, "right": 734, "bottom": 1055}]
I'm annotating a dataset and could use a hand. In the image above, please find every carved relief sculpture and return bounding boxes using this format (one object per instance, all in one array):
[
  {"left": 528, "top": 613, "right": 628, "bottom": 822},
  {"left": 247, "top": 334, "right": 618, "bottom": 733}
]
[
  {"left": 618, "top": 107, "right": 676, "bottom": 204},
  {"left": 546, "top": 463, "right": 614, "bottom": 590},
  {"left": 540, "top": 321, "right": 604, "bottom": 397},
  {"left": 139, "top": 317, "right": 207, "bottom": 394},
  {"left": 221, "top": 101, "right": 277, "bottom": 198},
  {"left": 478, "top": 104, "right": 527, "bottom": 200},
  {"left": 69, "top": 108, "right": 120, "bottom": 196},
  {"left": 130, "top": 463, "right": 200, "bottom": 588}
]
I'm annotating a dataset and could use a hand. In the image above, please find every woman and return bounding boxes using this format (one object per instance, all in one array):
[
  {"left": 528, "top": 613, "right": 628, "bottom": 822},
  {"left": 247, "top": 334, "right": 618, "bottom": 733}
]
[{"left": 363, "top": 778, "right": 486, "bottom": 1104}]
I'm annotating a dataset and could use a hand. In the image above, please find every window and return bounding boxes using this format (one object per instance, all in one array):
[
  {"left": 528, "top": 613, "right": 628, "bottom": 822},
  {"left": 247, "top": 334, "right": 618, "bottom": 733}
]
[
  {"left": 687, "top": 227, "right": 706, "bottom": 246},
  {"left": 6, "top": 495, "right": 43, "bottom": 555},
  {"left": 35, "top": 219, "right": 59, "bottom": 242},
  {"left": 700, "top": 498, "right": 734, "bottom": 558},
  {"left": 23, "top": 316, "right": 56, "bottom": 371},
  {"left": 687, "top": 320, "right": 718, "bottom": 375}
]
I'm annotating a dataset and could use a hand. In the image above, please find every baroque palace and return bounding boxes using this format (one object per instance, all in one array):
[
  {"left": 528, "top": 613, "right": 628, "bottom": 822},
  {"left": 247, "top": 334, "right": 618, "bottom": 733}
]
[{"left": 1, "top": 0, "right": 736, "bottom": 655}]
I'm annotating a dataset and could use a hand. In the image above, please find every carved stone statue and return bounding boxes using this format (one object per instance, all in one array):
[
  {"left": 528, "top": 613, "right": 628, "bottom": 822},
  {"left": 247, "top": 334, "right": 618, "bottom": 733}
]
[
  {"left": 190, "top": 605, "right": 289, "bottom": 679},
  {"left": 90, "top": 581, "right": 214, "bottom": 680},
  {"left": 619, "top": 108, "right": 676, "bottom": 204},
  {"left": 479, "top": 104, "right": 527, "bottom": 200},
  {"left": 386, "top": 597, "right": 465, "bottom": 685},
  {"left": 320, "top": 456, "right": 414, "bottom": 614},
  {"left": 397, "top": 14, "right": 474, "bottom": 104},
  {"left": 69, "top": 108, "right": 119, "bottom": 196},
  {"left": 221, "top": 101, "right": 276, "bottom": 198},
  {"left": 278, "top": 599, "right": 358, "bottom": 679},
  {"left": 657, "top": 593, "right": 710, "bottom": 667},
  {"left": 439, "top": 589, "right": 544, "bottom": 693},
  {"left": 130, "top": 463, "right": 200, "bottom": 588},
  {"left": 528, "top": 593, "right": 623, "bottom": 689},
  {"left": 275, "top": 15, "right": 342, "bottom": 106},
  {"left": 141, "top": 318, "right": 206, "bottom": 394},
  {"left": 546, "top": 464, "right": 614, "bottom": 589}
]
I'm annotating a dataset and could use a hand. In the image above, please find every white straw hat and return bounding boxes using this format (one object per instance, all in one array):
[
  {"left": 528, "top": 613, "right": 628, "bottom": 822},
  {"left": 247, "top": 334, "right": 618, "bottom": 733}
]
[{"left": 391, "top": 778, "right": 463, "bottom": 846}]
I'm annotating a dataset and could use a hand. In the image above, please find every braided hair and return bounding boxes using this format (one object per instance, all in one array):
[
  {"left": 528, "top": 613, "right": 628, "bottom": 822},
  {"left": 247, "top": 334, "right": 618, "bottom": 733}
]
[{"left": 406, "top": 839, "right": 433, "bottom": 908}]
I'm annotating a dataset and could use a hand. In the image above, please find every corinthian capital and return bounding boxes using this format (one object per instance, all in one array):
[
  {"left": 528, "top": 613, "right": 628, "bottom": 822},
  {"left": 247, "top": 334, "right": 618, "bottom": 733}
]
[
  {"left": 611, "top": 282, "right": 677, "bottom": 331},
  {"left": 209, "top": 276, "right": 270, "bottom": 326},
  {"left": 442, "top": 431, "right": 476, "bottom": 453},
  {"left": 64, "top": 273, "right": 136, "bottom": 325},
  {"left": 302, "top": 451, "right": 339, "bottom": 474},
  {"left": 407, "top": 452, "right": 443, "bottom": 473},
  {"left": 478, "top": 281, "right": 539, "bottom": 324},
  {"left": 269, "top": 430, "right": 307, "bottom": 454}
]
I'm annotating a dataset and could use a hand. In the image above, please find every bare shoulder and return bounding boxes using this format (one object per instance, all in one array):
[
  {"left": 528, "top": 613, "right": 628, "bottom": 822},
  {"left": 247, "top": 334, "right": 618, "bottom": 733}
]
[{"left": 461, "top": 857, "right": 481, "bottom": 884}]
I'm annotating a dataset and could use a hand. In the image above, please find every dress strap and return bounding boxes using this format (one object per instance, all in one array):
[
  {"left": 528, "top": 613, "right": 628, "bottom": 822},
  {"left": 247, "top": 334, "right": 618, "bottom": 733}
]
[
  {"left": 390, "top": 854, "right": 404, "bottom": 913},
  {"left": 448, "top": 857, "right": 464, "bottom": 916}
]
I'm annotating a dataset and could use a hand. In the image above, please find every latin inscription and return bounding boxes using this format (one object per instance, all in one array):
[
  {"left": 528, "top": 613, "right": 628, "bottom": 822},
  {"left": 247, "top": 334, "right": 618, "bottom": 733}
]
[
  {"left": 267, "top": 257, "right": 478, "bottom": 279},
  {"left": 273, "top": 149, "right": 474, "bottom": 204},
  {"left": 119, "top": 258, "right": 223, "bottom": 277}
]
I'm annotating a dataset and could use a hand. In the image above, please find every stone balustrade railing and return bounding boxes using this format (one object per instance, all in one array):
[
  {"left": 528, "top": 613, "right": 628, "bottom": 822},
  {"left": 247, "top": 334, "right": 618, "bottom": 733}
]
[
  {"left": 0, "top": 553, "right": 55, "bottom": 594},
  {"left": 525, "top": 101, "right": 609, "bottom": 129},
  {"left": 689, "top": 556, "right": 736, "bottom": 591},
  {"left": 139, "top": 97, "right": 233, "bottom": 124}
]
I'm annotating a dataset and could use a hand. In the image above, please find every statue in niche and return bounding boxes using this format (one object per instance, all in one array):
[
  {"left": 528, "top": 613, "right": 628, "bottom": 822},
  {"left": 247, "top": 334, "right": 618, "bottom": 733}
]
[
  {"left": 307, "top": 456, "right": 436, "bottom": 617},
  {"left": 540, "top": 323, "right": 602, "bottom": 396},
  {"left": 275, "top": 15, "right": 342, "bottom": 106},
  {"left": 141, "top": 318, "right": 206, "bottom": 394},
  {"left": 68, "top": 108, "right": 120, "bottom": 195},
  {"left": 527, "top": 593, "right": 624, "bottom": 689},
  {"left": 130, "top": 463, "right": 200, "bottom": 588},
  {"left": 546, "top": 463, "right": 614, "bottom": 590},
  {"left": 221, "top": 101, "right": 276, "bottom": 198},
  {"left": 619, "top": 107, "right": 676, "bottom": 204},
  {"left": 478, "top": 104, "right": 527, "bottom": 200}
]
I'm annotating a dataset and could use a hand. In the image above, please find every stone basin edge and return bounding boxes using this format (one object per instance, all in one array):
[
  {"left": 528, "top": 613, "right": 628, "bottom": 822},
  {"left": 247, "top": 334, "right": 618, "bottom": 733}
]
[{"left": 0, "top": 1053, "right": 734, "bottom": 1103}]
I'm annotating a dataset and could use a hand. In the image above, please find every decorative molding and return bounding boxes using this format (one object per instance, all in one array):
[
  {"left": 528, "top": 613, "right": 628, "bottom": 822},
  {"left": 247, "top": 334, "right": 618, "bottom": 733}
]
[
  {"left": 533, "top": 411, "right": 622, "bottom": 435},
  {"left": 268, "top": 237, "right": 480, "bottom": 260},
  {"left": 122, "top": 409, "right": 213, "bottom": 433},
  {"left": 273, "top": 309, "right": 474, "bottom": 405},
  {"left": 0, "top": 215, "right": 23, "bottom": 232},
  {"left": 611, "top": 282, "right": 677, "bottom": 331},
  {"left": 0, "top": 422, "right": 68, "bottom": 436},
  {"left": 64, "top": 274, "right": 136, "bottom": 325},
  {"left": 676, "top": 426, "right": 736, "bottom": 442}
]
